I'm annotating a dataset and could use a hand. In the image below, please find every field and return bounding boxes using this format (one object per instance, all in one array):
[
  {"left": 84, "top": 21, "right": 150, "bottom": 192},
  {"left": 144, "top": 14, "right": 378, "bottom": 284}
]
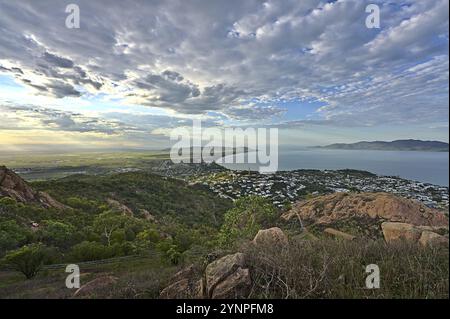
[{"left": 0, "top": 151, "right": 170, "bottom": 180}]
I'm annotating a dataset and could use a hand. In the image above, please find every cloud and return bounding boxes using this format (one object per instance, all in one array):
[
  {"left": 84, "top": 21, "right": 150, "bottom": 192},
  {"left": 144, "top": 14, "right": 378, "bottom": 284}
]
[
  {"left": 0, "top": 104, "right": 132, "bottom": 134},
  {"left": 0, "top": 0, "right": 447, "bottom": 127}
]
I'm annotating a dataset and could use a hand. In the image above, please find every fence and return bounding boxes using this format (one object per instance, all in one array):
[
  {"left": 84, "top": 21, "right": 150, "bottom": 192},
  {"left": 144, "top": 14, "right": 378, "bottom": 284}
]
[{"left": 1, "top": 253, "right": 160, "bottom": 272}]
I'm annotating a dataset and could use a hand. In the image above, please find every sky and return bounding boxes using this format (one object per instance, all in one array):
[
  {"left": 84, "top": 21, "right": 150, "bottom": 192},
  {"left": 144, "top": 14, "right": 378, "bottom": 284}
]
[{"left": 0, "top": 0, "right": 448, "bottom": 152}]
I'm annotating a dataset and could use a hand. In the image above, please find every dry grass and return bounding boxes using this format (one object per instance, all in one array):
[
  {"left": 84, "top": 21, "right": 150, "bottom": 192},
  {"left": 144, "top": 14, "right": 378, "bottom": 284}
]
[{"left": 243, "top": 238, "right": 449, "bottom": 299}]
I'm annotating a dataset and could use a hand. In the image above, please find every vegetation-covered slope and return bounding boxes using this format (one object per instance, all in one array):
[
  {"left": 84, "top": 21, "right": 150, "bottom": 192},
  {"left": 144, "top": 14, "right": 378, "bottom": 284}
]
[{"left": 32, "top": 172, "right": 232, "bottom": 226}]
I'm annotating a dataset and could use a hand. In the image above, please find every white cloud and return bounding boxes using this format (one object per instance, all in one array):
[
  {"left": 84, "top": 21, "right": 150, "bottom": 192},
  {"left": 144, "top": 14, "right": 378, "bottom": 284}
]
[{"left": 0, "top": 0, "right": 448, "bottom": 130}]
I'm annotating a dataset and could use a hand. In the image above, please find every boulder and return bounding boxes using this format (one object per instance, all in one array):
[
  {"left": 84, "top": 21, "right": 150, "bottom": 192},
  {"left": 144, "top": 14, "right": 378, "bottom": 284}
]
[
  {"left": 160, "top": 278, "right": 203, "bottom": 299},
  {"left": 253, "top": 227, "right": 288, "bottom": 247},
  {"left": 160, "top": 265, "right": 203, "bottom": 299},
  {"left": 283, "top": 192, "right": 449, "bottom": 228},
  {"left": 419, "top": 231, "right": 449, "bottom": 247},
  {"left": 381, "top": 222, "right": 422, "bottom": 243},
  {"left": 73, "top": 275, "right": 118, "bottom": 297},
  {"left": 211, "top": 267, "right": 251, "bottom": 299},
  {"left": 205, "top": 253, "right": 246, "bottom": 297}
]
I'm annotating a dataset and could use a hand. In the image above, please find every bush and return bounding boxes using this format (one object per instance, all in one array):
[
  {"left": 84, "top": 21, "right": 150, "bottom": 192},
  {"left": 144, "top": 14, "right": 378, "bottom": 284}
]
[
  {"left": 69, "top": 241, "right": 116, "bottom": 262},
  {"left": 218, "top": 196, "right": 277, "bottom": 248},
  {"left": 1, "top": 243, "right": 48, "bottom": 279},
  {"left": 0, "top": 220, "right": 31, "bottom": 256},
  {"left": 38, "top": 220, "right": 76, "bottom": 249},
  {"left": 68, "top": 240, "right": 135, "bottom": 262}
]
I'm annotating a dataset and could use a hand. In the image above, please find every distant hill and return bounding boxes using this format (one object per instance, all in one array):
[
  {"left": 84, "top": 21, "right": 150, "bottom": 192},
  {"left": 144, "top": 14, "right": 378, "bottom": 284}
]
[
  {"left": 0, "top": 166, "right": 65, "bottom": 209},
  {"left": 316, "top": 139, "right": 449, "bottom": 152}
]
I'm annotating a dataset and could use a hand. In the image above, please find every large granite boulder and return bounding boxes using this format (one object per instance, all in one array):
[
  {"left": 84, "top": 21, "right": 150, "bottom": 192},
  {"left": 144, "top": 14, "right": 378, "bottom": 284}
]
[
  {"left": 419, "top": 231, "right": 449, "bottom": 247},
  {"left": 205, "top": 252, "right": 247, "bottom": 298},
  {"left": 381, "top": 222, "right": 449, "bottom": 247},
  {"left": 160, "top": 264, "right": 203, "bottom": 299},
  {"left": 211, "top": 267, "right": 251, "bottom": 299},
  {"left": 381, "top": 222, "right": 422, "bottom": 243},
  {"left": 253, "top": 227, "right": 288, "bottom": 247},
  {"left": 161, "top": 252, "right": 252, "bottom": 299}
]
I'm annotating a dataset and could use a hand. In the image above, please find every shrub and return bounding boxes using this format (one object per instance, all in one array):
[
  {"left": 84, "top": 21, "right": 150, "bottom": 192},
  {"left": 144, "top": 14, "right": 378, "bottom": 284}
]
[
  {"left": 38, "top": 220, "right": 76, "bottom": 249},
  {"left": 1, "top": 243, "right": 48, "bottom": 279},
  {"left": 0, "top": 220, "right": 31, "bottom": 256},
  {"left": 69, "top": 241, "right": 116, "bottom": 262},
  {"left": 218, "top": 196, "right": 277, "bottom": 248}
]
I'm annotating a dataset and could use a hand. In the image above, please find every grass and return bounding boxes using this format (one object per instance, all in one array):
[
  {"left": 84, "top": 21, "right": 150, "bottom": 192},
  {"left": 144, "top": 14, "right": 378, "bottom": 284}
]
[
  {"left": 0, "top": 255, "right": 178, "bottom": 299},
  {"left": 243, "top": 238, "right": 449, "bottom": 299}
]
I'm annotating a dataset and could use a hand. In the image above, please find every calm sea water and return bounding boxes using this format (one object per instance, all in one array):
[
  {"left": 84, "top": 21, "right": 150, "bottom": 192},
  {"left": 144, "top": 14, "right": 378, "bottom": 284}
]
[{"left": 222, "top": 149, "right": 449, "bottom": 186}]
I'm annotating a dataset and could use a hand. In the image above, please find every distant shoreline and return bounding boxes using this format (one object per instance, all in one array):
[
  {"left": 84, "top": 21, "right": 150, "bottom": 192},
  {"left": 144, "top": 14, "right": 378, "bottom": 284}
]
[{"left": 313, "top": 139, "right": 449, "bottom": 152}]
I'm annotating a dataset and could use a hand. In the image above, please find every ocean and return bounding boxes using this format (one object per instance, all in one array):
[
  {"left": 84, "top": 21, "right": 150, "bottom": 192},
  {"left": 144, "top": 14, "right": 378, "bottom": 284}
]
[{"left": 221, "top": 148, "right": 449, "bottom": 186}]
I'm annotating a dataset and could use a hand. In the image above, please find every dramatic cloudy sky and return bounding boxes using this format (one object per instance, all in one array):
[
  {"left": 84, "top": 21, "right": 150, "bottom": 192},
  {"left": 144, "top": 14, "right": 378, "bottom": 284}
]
[{"left": 0, "top": 0, "right": 448, "bottom": 152}]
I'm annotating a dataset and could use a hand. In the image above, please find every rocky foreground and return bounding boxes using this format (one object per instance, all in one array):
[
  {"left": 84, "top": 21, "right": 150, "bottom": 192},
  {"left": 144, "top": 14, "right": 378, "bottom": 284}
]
[{"left": 160, "top": 193, "right": 449, "bottom": 299}]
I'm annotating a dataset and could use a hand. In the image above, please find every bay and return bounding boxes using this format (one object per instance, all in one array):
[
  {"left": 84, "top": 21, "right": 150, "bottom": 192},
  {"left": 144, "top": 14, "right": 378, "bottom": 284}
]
[{"left": 221, "top": 148, "right": 449, "bottom": 186}]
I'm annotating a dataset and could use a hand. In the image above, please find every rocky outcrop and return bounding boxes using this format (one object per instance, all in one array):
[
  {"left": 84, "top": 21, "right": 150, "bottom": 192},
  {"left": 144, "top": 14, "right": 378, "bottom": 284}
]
[
  {"left": 160, "top": 253, "right": 252, "bottom": 299},
  {"left": 211, "top": 267, "right": 251, "bottom": 299},
  {"left": 282, "top": 192, "right": 448, "bottom": 228},
  {"left": 205, "top": 253, "right": 249, "bottom": 298},
  {"left": 73, "top": 275, "right": 118, "bottom": 298},
  {"left": 140, "top": 209, "right": 157, "bottom": 223},
  {"left": 106, "top": 199, "right": 133, "bottom": 216},
  {"left": 36, "top": 191, "right": 67, "bottom": 210},
  {"left": 0, "top": 166, "right": 65, "bottom": 209},
  {"left": 419, "top": 231, "right": 449, "bottom": 247},
  {"left": 160, "top": 265, "right": 203, "bottom": 299},
  {"left": 253, "top": 227, "right": 288, "bottom": 247},
  {"left": 381, "top": 222, "right": 422, "bottom": 243},
  {"left": 381, "top": 222, "right": 449, "bottom": 247}
]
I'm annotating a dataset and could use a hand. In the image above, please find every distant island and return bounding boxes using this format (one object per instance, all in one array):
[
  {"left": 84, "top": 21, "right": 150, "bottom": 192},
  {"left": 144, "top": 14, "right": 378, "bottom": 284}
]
[{"left": 315, "top": 139, "right": 449, "bottom": 152}]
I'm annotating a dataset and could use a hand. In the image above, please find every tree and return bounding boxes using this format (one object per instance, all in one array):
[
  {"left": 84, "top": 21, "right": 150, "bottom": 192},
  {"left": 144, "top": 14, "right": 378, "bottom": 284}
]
[
  {"left": 1, "top": 243, "right": 48, "bottom": 279},
  {"left": 93, "top": 211, "right": 129, "bottom": 246},
  {"left": 38, "top": 220, "right": 76, "bottom": 249},
  {"left": 0, "top": 220, "right": 30, "bottom": 255},
  {"left": 218, "top": 196, "right": 277, "bottom": 247}
]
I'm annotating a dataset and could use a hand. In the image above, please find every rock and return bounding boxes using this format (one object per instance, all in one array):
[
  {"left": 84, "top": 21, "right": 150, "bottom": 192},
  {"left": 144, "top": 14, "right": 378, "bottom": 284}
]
[
  {"left": 253, "top": 227, "right": 288, "bottom": 247},
  {"left": 140, "top": 209, "right": 157, "bottom": 223},
  {"left": 323, "top": 228, "right": 356, "bottom": 240},
  {"left": 73, "top": 276, "right": 118, "bottom": 297},
  {"left": 160, "top": 253, "right": 252, "bottom": 299},
  {"left": 212, "top": 267, "right": 251, "bottom": 299},
  {"left": 205, "top": 253, "right": 247, "bottom": 297},
  {"left": 381, "top": 222, "right": 422, "bottom": 243},
  {"left": 37, "top": 191, "right": 67, "bottom": 210},
  {"left": 282, "top": 192, "right": 448, "bottom": 228},
  {"left": 419, "top": 231, "right": 449, "bottom": 247},
  {"left": 160, "top": 265, "right": 203, "bottom": 299},
  {"left": 0, "top": 166, "right": 65, "bottom": 209},
  {"left": 106, "top": 198, "right": 133, "bottom": 216},
  {"left": 160, "top": 278, "right": 203, "bottom": 299}
]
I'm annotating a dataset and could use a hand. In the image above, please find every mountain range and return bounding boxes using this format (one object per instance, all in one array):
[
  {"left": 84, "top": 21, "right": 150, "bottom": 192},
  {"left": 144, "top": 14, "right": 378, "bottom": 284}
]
[{"left": 316, "top": 139, "right": 449, "bottom": 152}]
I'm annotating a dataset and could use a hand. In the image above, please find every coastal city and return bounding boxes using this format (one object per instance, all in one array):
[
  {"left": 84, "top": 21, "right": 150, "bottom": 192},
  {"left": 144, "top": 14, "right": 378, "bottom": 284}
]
[{"left": 191, "top": 168, "right": 449, "bottom": 210}]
